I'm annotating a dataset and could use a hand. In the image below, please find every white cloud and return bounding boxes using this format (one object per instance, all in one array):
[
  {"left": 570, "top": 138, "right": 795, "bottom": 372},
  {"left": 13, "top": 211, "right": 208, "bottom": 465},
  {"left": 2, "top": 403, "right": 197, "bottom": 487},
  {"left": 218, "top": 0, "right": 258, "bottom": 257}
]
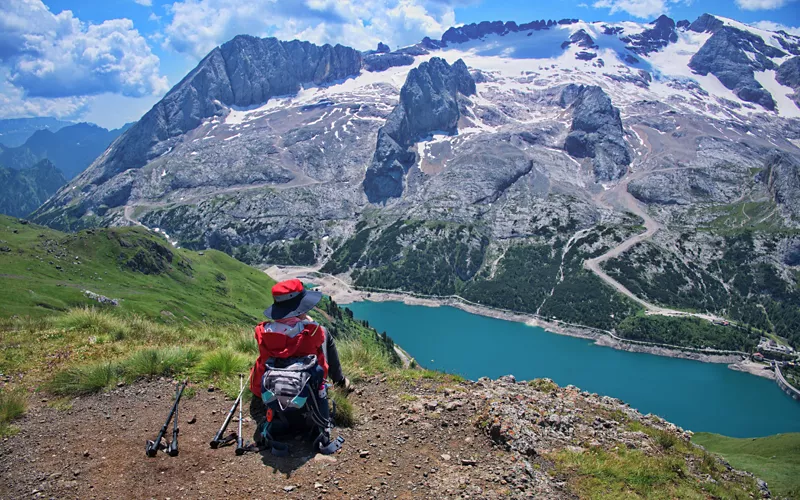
[
  {"left": 735, "top": 0, "right": 793, "bottom": 10},
  {"left": 0, "top": 0, "right": 167, "bottom": 99},
  {"left": 0, "top": 76, "right": 90, "bottom": 120},
  {"left": 134, "top": 0, "right": 153, "bottom": 5},
  {"left": 162, "top": 0, "right": 457, "bottom": 58},
  {"left": 592, "top": 0, "right": 687, "bottom": 19},
  {"left": 752, "top": 20, "right": 800, "bottom": 35},
  {"left": 149, "top": 12, "right": 161, "bottom": 22},
  {"left": 592, "top": 0, "right": 664, "bottom": 18}
]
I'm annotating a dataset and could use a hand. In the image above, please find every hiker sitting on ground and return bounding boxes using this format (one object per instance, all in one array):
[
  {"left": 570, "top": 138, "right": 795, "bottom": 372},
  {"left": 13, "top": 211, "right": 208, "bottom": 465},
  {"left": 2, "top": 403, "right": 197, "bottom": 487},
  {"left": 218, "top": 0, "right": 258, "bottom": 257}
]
[{"left": 249, "top": 278, "right": 351, "bottom": 454}]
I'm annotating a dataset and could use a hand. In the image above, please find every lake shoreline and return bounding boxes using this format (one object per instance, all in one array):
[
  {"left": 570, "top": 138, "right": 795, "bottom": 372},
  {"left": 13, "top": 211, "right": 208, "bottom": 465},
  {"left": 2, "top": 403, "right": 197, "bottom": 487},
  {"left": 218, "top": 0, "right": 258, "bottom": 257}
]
[{"left": 264, "top": 265, "right": 772, "bottom": 379}]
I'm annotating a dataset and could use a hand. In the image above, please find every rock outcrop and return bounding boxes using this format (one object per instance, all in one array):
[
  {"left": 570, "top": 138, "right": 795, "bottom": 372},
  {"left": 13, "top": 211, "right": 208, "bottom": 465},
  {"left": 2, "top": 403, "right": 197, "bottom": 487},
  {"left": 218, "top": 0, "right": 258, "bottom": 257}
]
[
  {"left": 764, "top": 152, "right": 800, "bottom": 218},
  {"left": 777, "top": 56, "right": 800, "bottom": 107},
  {"left": 689, "top": 25, "right": 785, "bottom": 110},
  {"left": 561, "top": 29, "right": 598, "bottom": 50},
  {"left": 562, "top": 85, "right": 631, "bottom": 182},
  {"left": 76, "top": 36, "right": 362, "bottom": 190},
  {"left": 623, "top": 15, "right": 678, "bottom": 55},
  {"left": 363, "top": 52, "right": 415, "bottom": 72},
  {"left": 363, "top": 57, "right": 476, "bottom": 203}
]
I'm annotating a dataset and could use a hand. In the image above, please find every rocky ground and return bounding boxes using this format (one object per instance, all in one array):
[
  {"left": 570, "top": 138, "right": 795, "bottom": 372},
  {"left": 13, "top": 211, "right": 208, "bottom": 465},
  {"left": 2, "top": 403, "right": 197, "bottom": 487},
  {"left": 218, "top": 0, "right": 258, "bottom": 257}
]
[{"left": 0, "top": 375, "right": 765, "bottom": 499}]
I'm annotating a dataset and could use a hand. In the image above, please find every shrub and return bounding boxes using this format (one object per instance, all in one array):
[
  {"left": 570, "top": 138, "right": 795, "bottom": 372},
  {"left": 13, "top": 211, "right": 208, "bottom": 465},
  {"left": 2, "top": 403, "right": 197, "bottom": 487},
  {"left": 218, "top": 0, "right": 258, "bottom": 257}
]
[{"left": 48, "top": 362, "right": 121, "bottom": 395}]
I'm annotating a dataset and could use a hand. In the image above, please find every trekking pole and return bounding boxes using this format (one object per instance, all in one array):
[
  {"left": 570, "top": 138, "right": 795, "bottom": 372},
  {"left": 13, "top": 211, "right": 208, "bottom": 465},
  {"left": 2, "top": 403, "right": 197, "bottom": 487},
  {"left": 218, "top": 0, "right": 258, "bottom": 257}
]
[
  {"left": 209, "top": 373, "right": 249, "bottom": 448},
  {"left": 166, "top": 383, "right": 180, "bottom": 457},
  {"left": 235, "top": 373, "right": 245, "bottom": 456},
  {"left": 146, "top": 379, "right": 188, "bottom": 457}
]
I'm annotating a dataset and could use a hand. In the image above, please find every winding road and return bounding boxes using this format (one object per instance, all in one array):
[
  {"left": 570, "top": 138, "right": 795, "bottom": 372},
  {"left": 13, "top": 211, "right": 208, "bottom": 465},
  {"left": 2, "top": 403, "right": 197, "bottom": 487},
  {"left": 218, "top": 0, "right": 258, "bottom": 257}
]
[{"left": 582, "top": 127, "right": 726, "bottom": 323}]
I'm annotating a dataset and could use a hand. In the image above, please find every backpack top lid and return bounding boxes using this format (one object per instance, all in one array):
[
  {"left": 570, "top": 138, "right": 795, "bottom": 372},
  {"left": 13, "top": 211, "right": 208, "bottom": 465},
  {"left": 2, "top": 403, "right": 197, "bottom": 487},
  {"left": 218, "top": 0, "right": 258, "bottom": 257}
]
[{"left": 250, "top": 318, "right": 328, "bottom": 397}]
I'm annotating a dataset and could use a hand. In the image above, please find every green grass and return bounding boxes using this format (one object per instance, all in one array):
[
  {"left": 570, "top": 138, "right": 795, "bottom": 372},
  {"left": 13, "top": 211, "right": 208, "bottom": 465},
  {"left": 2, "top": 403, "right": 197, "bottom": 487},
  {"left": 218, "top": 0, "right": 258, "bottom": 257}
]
[
  {"left": 47, "top": 362, "right": 122, "bottom": 395},
  {"left": 0, "top": 215, "right": 275, "bottom": 323},
  {"left": 693, "top": 432, "right": 800, "bottom": 499},
  {"left": 552, "top": 446, "right": 756, "bottom": 500},
  {"left": 330, "top": 388, "right": 355, "bottom": 427},
  {"left": 194, "top": 349, "right": 251, "bottom": 380},
  {"left": 337, "top": 336, "right": 398, "bottom": 381},
  {"left": 0, "top": 389, "right": 26, "bottom": 437},
  {"left": 123, "top": 347, "right": 199, "bottom": 380}
]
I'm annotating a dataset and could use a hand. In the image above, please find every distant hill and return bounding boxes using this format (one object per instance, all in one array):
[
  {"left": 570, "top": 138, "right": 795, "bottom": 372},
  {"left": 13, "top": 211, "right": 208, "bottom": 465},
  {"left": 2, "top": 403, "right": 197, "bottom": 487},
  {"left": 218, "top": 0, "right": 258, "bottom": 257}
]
[
  {"left": 0, "top": 122, "right": 133, "bottom": 180},
  {"left": 0, "top": 215, "right": 275, "bottom": 323},
  {"left": 693, "top": 432, "right": 800, "bottom": 499},
  {"left": 0, "top": 118, "right": 74, "bottom": 148},
  {"left": 0, "top": 160, "right": 66, "bottom": 218}
]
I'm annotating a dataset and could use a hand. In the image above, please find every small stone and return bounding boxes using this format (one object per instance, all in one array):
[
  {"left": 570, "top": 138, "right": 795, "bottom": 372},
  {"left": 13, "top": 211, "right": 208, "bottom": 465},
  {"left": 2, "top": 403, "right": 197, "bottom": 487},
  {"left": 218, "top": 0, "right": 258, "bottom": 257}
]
[
  {"left": 461, "top": 459, "right": 477, "bottom": 466},
  {"left": 208, "top": 385, "right": 215, "bottom": 392},
  {"left": 360, "top": 450, "right": 370, "bottom": 458},
  {"left": 314, "top": 483, "right": 323, "bottom": 489},
  {"left": 283, "top": 485, "right": 295, "bottom": 492},
  {"left": 116, "top": 381, "right": 125, "bottom": 387},
  {"left": 72, "top": 470, "right": 80, "bottom": 477},
  {"left": 187, "top": 415, "right": 197, "bottom": 424},
  {"left": 440, "top": 454, "right": 451, "bottom": 461},
  {"left": 83, "top": 450, "right": 90, "bottom": 457}
]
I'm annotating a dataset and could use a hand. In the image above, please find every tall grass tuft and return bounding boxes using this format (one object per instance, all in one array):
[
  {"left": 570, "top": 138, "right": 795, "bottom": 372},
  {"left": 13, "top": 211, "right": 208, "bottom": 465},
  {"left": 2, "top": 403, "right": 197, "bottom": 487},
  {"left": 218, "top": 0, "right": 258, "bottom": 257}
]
[
  {"left": 124, "top": 347, "right": 200, "bottom": 380},
  {"left": 48, "top": 362, "right": 121, "bottom": 395},
  {"left": 195, "top": 349, "right": 250, "bottom": 379},
  {"left": 57, "top": 308, "right": 129, "bottom": 340},
  {"left": 0, "top": 389, "right": 26, "bottom": 436},
  {"left": 338, "top": 337, "right": 397, "bottom": 381},
  {"left": 330, "top": 388, "right": 355, "bottom": 427},
  {"left": 230, "top": 331, "right": 258, "bottom": 355}
]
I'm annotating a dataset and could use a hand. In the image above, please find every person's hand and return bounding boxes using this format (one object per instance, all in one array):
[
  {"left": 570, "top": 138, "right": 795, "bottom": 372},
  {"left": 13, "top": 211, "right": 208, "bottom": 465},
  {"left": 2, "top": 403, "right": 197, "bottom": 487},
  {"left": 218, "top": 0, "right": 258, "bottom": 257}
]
[{"left": 335, "top": 377, "right": 353, "bottom": 393}]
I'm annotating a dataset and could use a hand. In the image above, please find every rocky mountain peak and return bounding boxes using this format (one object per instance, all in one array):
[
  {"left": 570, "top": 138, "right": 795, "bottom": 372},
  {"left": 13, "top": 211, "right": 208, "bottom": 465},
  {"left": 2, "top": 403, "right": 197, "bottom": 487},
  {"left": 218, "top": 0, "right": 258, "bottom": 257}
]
[
  {"left": 689, "top": 25, "right": 786, "bottom": 110},
  {"left": 622, "top": 14, "right": 678, "bottom": 55},
  {"left": 44, "top": 35, "right": 362, "bottom": 215},
  {"left": 689, "top": 13, "right": 724, "bottom": 33},
  {"left": 562, "top": 84, "right": 631, "bottom": 182},
  {"left": 363, "top": 57, "right": 476, "bottom": 203}
]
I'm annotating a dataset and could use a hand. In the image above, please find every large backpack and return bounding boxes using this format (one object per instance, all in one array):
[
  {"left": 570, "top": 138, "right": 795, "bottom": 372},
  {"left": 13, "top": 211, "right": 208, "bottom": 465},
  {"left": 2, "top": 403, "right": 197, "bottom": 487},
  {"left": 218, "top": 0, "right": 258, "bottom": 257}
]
[{"left": 254, "top": 321, "right": 344, "bottom": 456}]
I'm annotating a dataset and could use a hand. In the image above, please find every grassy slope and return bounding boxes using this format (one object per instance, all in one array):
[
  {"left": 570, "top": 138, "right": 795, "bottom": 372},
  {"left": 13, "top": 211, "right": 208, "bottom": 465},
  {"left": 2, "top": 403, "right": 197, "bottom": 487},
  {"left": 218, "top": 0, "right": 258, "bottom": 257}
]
[
  {"left": 693, "top": 432, "right": 800, "bottom": 499},
  {"left": 0, "top": 215, "right": 273, "bottom": 323}
]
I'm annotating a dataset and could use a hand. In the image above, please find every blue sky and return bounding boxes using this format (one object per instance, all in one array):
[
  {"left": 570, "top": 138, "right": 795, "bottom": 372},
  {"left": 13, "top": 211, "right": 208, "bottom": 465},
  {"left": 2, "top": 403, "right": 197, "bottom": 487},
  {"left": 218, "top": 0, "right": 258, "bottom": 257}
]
[{"left": 0, "top": 0, "right": 798, "bottom": 129}]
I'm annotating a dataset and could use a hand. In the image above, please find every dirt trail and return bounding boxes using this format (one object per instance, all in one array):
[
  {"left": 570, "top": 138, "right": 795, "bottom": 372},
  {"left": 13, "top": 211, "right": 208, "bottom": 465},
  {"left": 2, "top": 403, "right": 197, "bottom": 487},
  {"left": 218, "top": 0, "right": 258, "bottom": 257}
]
[{"left": 0, "top": 379, "right": 563, "bottom": 500}]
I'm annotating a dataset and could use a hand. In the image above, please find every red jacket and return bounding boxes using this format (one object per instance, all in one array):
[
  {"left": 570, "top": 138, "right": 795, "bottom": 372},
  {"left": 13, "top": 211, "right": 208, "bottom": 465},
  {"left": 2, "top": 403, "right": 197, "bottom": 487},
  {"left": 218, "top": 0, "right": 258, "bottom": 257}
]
[{"left": 249, "top": 318, "right": 329, "bottom": 397}]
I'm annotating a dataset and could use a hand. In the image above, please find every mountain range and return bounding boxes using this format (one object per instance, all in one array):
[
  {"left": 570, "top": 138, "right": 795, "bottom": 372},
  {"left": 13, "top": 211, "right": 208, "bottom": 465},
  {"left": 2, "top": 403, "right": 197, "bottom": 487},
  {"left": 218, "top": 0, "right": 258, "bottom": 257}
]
[
  {"left": 0, "top": 122, "right": 132, "bottom": 180},
  {"left": 29, "top": 12, "right": 800, "bottom": 351},
  {"left": 0, "top": 117, "right": 74, "bottom": 148}
]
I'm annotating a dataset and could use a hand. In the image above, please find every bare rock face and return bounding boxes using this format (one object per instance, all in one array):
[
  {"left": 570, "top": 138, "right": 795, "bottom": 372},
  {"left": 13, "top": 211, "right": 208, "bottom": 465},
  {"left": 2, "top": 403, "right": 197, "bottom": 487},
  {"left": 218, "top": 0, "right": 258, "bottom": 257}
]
[
  {"left": 689, "top": 25, "right": 785, "bottom": 110},
  {"left": 562, "top": 84, "right": 631, "bottom": 182},
  {"left": 777, "top": 57, "right": 800, "bottom": 108},
  {"left": 363, "top": 57, "right": 476, "bottom": 203},
  {"left": 363, "top": 52, "right": 415, "bottom": 72},
  {"left": 764, "top": 152, "right": 800, "bottom": 218},
  {"left": 69, "top": 35, "right": 362, "bottom": 191}
]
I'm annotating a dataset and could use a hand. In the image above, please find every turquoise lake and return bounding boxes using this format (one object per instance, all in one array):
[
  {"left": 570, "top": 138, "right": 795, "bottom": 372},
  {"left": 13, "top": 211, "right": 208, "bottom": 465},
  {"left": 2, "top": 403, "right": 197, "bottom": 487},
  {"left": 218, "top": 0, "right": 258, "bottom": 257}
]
[{"left": 347, "top": 301, "right": 800, "bottom": 438}]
